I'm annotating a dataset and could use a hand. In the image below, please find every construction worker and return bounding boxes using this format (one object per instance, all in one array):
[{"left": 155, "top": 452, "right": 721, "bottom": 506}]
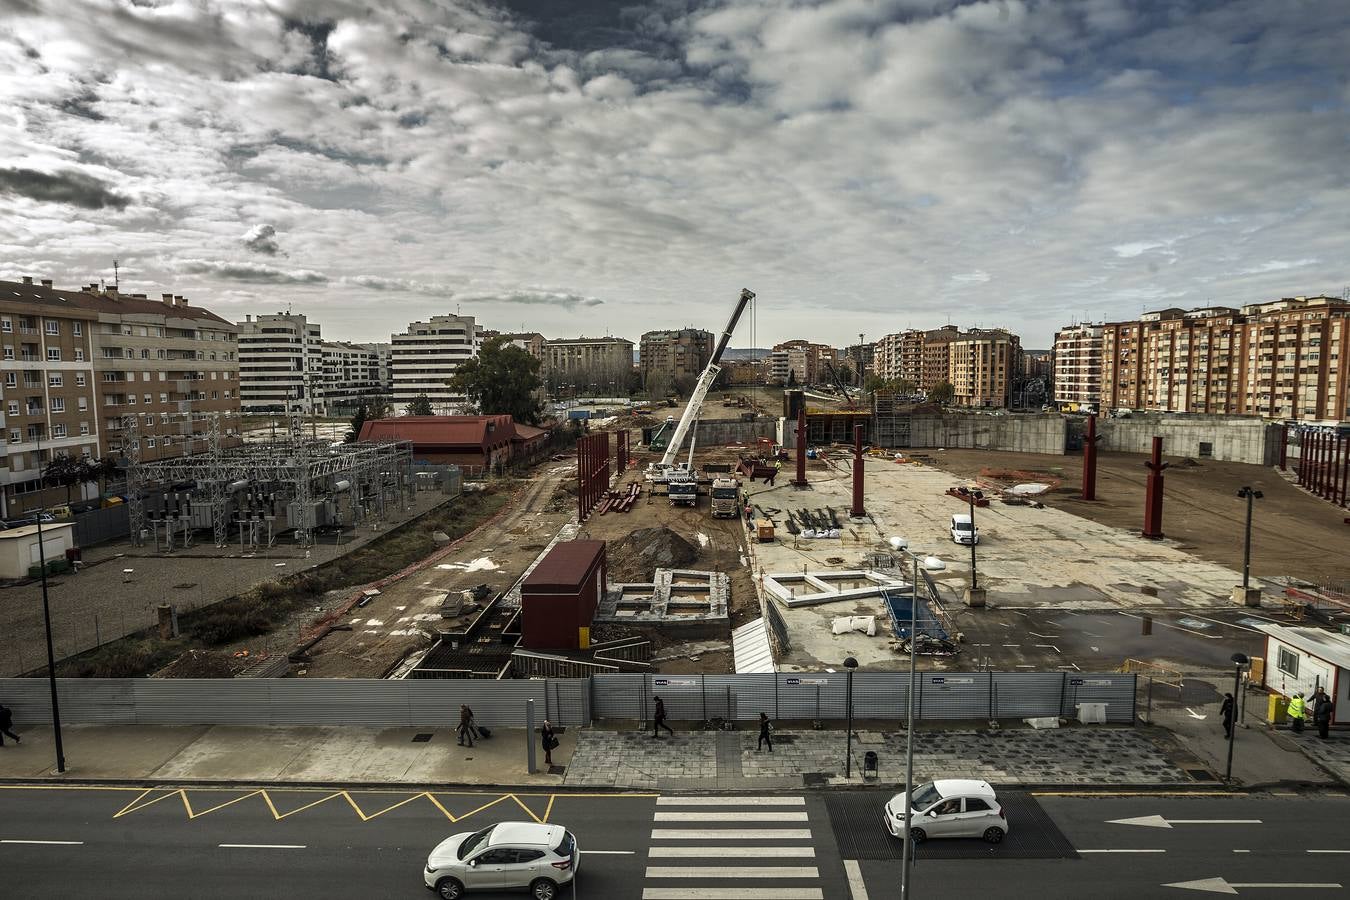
[
  {"left": 766, "top": 460, "right": 781, "bottom": 486},
  {"left": 1287, "top": 692, "right": 1306, "bottom": 734}
]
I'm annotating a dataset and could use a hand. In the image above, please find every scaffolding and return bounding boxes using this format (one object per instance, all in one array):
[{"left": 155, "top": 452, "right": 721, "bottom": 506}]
[{"left": 121, "top": 413, "right": 413, "bottom": 549}]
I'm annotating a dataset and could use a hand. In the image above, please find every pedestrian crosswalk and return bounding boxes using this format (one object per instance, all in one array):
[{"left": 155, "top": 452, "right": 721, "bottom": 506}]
[{"left": 641, "top": 795, "right": 825, "bottom": 900}]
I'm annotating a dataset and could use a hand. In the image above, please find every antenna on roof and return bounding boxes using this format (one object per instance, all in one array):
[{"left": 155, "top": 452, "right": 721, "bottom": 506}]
[{"left": 113, "top": 260, "right": 119, "bottom": 289}]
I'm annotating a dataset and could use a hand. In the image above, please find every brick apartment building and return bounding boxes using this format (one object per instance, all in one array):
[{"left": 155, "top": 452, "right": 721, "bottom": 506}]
[
  {"left": 1053, "top": 323, "right": 1104, "bottom": 408},
  {"left": 640, "top": 328, "right": 713, "bottom": 387}
]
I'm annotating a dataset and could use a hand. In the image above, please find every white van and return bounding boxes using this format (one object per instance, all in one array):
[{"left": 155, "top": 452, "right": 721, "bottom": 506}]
[{"left": 950, "top": 514, "right": 979, "bottom": 545}]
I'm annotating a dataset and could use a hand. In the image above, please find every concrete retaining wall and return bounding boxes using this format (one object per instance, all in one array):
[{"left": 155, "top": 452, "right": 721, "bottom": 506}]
[
  {"left": 689, "top": 417, "right": 778, "bottom": 447},
  {"left": 1091, "top": 414, "right": 1282, "bottom": 465},
  {"left": 907, "top": 413, "right": 1067, "bottom": 454}
]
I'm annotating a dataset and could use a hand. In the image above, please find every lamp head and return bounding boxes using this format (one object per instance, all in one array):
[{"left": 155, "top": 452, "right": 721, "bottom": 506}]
[
  {"left": 923, "top": 555, "right": 946, "bottom": 571},
  {"left": 889, "top": 536, "right": 909, "bottom": 552},
  {"left": 1231, "top": 652, "right": 1249, "bottom": 666},
  {"left": 843, "top": 657, "right": 858, "bottom": 670}
]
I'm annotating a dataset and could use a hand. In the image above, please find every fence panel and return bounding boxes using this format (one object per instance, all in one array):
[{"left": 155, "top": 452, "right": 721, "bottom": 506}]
[
  {"left": 546, "top": 679, "right": 590, "bottom": 727},
  {"left": 592, "top": 674, "right": 647, "bottom": 720},
  {"left": 133, "top": 679, "right": 273, "bottom": 725},
  {"left": 0, "top": 678, "right": 135, "bottom": 725},
  {"left": 917, "top": 673, "right": 992, "bottom": 719},
  {"left": 775, "top": 674, "right": 848, "bottom": 721},
  {"left": 991, "top": 673, "right": 1065, "bottom": 719},
  {"left": 1060, "top": 674, "right": 1136, "bottom": 724},
  {"left": 404, "top": 679, "right": 548, "bottom": 728},
  {"left": 73, "top": 505, "right": 130, "bottom": 546},
  {"left": 852, "top": 672, "right": 912, "bottom": 720}
]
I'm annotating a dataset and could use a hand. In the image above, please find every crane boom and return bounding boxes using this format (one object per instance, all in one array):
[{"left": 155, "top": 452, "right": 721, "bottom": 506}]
[{"left": 650, "top": 288, "right": 755, "bottom": 477}]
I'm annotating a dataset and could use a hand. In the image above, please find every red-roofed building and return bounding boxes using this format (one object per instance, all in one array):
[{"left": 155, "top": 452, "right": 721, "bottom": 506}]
[{"left": 358, "top": 415, "right": 541, "bottom": 472}]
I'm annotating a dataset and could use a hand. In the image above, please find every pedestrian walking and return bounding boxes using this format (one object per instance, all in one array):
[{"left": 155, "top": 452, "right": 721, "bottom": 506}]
[
  {"left": 1309, "top": 687, "right": 1334, "bottom": 740},
  {"left": 1287, "top": 692, "right": 1306, "bottom": 734},
  {"left": 744, "top": 502, "right": 753, "bottom": 525},
  {"left": 457, "top": 704, "right": 475, "bottom": 747},
  {"left": 652, "top": 695, "right": 674, "bottom": 738},
  {"left": 541, "top": 719, "right": 557, "bottom": 766},
  {"left": 0, "top": 703, "right": 18, "bottom": 746},
  {"left": 757, "top": 712, "right": 774, "bottom": 752},
  {"left": 1220, "top": 692, "right": 1235, "bottom": 739}
]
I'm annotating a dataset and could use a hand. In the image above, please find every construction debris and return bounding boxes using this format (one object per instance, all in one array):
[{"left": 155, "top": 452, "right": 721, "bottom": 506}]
[{"left": 596, "top": 482, "right": 642, "bottom": 514}]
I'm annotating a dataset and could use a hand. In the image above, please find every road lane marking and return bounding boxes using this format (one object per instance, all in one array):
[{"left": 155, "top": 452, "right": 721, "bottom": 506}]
[
  {"left": 218, "top": 844, "right": 306, "bottom": 849},
  {"left": 1109, "top": 816, "right": 1262, "bottom": 828},
  {"left": 645, "top": 867, "right": 819, "bottom": 879},
  {"left": 1164, "top": 877, "right": 1343, "bottom": 893},
  {"left": 844, "top": 859, "right": 868, "bottom": 900},
  {"left": 642, "top": 890, "right": 823, "bottom": 899},
  {"left": 1307, "top": 850, "right": 1350, "bottom": 854},
  {"left": 1080, "top": 849, "right": 1166, "bottom": 853},
  {"left": 1, "top": 840, "right": 84, "bottom": 845},
  {"left": 656, "top": 796, "right": 805, "bottom": 806},
  {"left": 585, "top": 850, "right": 637, "bottom": 855},
  {"left": 654, "top": 812, "right": 809, "bottom": 822},
  {"left": 651, "top": 829, "right": 813, "bottom": 840},
  {"left": 649, "top": 847, "right": 815, "bottom": 857}
]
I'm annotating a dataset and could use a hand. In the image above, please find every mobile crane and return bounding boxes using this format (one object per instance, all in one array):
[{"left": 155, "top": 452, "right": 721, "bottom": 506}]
[{"left": 645, "top": 288, "right": 755, "bottom": 484}]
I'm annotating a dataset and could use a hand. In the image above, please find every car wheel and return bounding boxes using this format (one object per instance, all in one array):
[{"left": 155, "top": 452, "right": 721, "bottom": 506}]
[
  {"left": 435, "top": 877, "right": 465, "bottom": 900},
  {"left": 909, "top": 827, "right": 926, "bottom": 843},
  {"left": 983, "top": 826, "right": 1005, "bottom": 844},
  {"left": 530, "top": 878, "right": 560, "bottom": 900}
]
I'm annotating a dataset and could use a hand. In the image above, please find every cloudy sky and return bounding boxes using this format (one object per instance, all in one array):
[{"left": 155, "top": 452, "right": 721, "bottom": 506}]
[{"left": 1, "top": 0, "right": 1348, "bottom": 349}]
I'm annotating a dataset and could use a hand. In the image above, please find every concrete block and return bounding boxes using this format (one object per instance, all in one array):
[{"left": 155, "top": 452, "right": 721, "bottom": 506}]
[
  {"left": 964, "top": 587, "right": 987, "bottom": 608},
  {"left": 1231, "top": 586, "right": 1262, "bottom": 607}
]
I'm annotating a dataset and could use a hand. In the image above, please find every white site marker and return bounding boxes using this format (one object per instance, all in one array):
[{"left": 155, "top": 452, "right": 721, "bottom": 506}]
[
  {"left": 1080, "top": 849, "right": 1166, "bottom": 854},
  {"left": 1, "top": 839, "right": 84, "bottom": 845},
  {"left": 844, "top": 859, "right": 869, "bottom": 900},
  {"left": 642, "top": 890, "right": 823, "bottom": 900},
  {"left": 656, "top": 796, "right": 805, "bottom": 806},
  {"left": 1109, "top": 816, "right": 1261, "bottom": 829},
  {"left": 1164, "top": 876, "right": 1343, "bottom": 894},
  {"left": 218, "top": 843, "right": 306, "bottom": 850}
]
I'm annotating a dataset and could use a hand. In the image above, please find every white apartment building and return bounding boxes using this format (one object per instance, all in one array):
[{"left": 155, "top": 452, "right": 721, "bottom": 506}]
[
  {"left": 319, "top": 341, "right": 383, "bottom": 414},
  {"left": 390, "top": 314, "right": 482, "bottom": 414},
  {"left": 359, "top": 342, "right": 393, "bottom": 394},
  {"left": 237, "top": 313, "right": 323, "bottom": 414},
  {"left": 1053, "top": 323, "right": 1104, "bottom": 408}
]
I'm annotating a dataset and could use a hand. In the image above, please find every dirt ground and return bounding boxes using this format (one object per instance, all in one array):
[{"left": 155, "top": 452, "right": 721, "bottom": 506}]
[{"left": 925, "top": 448, "right": 1350, "bottom": 587}]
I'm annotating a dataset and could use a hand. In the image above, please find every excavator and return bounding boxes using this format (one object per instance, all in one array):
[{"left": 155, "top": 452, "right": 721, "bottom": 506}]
[{"left": 645, "top": 288, "right": 755, "bottom": 485}]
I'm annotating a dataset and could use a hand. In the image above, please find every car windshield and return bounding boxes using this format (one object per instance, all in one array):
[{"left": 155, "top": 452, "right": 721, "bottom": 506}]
[
  {"left": 910, "top": 782, "right": 941, "bottom": 809},
  {"left": 712, "top": 488, "right": 738, "bottom": 499},
  {"left": 457, "top": 826, "right": 494, "bottom": 860},
  {"left": 954, "top": 522, "right": 972, "bottom": 531}
]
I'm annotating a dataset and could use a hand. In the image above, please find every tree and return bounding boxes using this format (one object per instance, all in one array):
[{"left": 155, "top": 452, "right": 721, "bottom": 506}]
[
  {"left": 894, "top": 378, "right": 917, "bottom": 396},
  {"left": 364, "top": 392, "right": 391, "bottom": 419},
  {"left": 346, "top": 403, "right": 368, "bottom": 443},
  {"left": 42, "top": 453, "right": 117, "bottom": 503},
  {"left": 406, "top": 393, "right": 434, "bottom": 416},
  {"left": 928, "top": 380, "right": 955, "bottom": 405},
  {"left": 787, "top": 370, "right": 798, "bottom": 387},
  {"left": 447, "top": 336, "right": 544, "bottom": 425}
]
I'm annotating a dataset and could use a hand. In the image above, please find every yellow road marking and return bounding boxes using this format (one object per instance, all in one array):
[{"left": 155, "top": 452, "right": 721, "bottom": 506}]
[
  {"left": 269, "top": 791, "right": 345, "bottom": 820},
  {"left": 183, "top": 789, "right": 266, "bottom": 820},
  {"left": 543, "top": 794, "right": 556, "bottom": 824},
  {"left": 112, "top": 789, "right": 183, "bottom": 818},
  {"left": 112, "top": 788, "right": 154, "bottom": 818}
]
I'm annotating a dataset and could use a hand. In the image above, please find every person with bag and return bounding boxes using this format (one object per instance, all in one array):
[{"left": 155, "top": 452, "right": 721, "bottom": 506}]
[
  {"left": 0, "top": 703, "right": 19, "bottom": 746},
  {"left": 541, "top": 719, "right": 557, "bottom": 766},
  {"left": 757, "top": 712, "right": 774, "bottom": 752},
  {"left": 457, "top": 704, "right": 475, "bottom": 747},
  {"left": 1309, "top": 687, "right": 1334, "bottom": 740}
]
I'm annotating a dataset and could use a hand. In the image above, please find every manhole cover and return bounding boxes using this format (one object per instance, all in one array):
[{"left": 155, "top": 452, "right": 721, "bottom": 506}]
[
  {"left": 412, "top": 733, "right": 433, "bottom": 743},
  {"left": 548, "top": 765, "right": 567, "bottom": 776}
]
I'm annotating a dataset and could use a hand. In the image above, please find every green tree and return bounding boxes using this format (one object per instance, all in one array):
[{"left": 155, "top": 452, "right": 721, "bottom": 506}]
[
  {"left": 406, "top": 393, "right": 435, "bottom": 416},
  {"left": 447, "top": 336, "right": 544, "bottom": 425},
  {"left": 42, "top": 453, "right": 116, "bottom": 503},
  {"left": 346, "top": 403, "right": 368, "bottom": 443},
  {"left": 894, "top": 378, "right": 917, "bottom": 395},
  {"left": 928, "top": 380, "right": 955, "bottom": 405}
]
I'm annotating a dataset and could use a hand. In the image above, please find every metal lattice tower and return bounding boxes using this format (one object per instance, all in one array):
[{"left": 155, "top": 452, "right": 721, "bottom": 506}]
[
  {"left": 207, "top": 414, "right": 229, "bottom": 547},
  {"left": 122, "top": 413, "right": 145, "bottom": 546}
]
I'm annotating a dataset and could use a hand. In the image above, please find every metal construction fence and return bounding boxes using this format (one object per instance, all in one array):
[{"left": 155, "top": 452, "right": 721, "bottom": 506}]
[
  {"left": 72, "top": 504, "right": 131, "bottom": 547},
  {"left": 0, "top": 671, "right": 1134, "bottom": 728}
]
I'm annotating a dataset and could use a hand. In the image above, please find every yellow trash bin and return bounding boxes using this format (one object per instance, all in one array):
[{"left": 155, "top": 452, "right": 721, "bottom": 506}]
[{"left": 1267, "top": 694, "right": 1288, "bottom": 725}]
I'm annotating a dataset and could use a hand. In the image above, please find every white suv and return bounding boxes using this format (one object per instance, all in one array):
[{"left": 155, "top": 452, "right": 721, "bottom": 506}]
[
  {"left": 884, "top": 778, "right": 1009, "bottom": 844},
  {"left": 425, "top": 822, "right": 579, "bottom": 899}
]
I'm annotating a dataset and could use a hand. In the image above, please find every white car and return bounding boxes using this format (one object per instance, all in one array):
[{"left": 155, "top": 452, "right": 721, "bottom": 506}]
[
  {"left": 424, "top": 822, "right": 578, "bottom": 900},
  {"left": 884, "top": 779, "right": 1008, "bottom": 844},
  {"left": 950, "top": 514, "right": 979, "bottom": 545}
]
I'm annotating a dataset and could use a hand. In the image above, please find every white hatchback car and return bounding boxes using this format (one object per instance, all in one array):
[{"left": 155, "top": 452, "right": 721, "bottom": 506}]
[
  {"left": 425, "top": 822, "right": 579, "bottom": 900},
  {"left": 884, "top": 779, "right": 1009, "bottom": 844}
]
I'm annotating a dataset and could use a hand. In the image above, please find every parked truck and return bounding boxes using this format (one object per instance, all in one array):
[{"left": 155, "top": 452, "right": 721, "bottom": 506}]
[
  {"left": 668, "top": 476, "right": 698, "bottom": 507},
  {"left": 709, "top": 476, "right": 741, "bottom": 518}
]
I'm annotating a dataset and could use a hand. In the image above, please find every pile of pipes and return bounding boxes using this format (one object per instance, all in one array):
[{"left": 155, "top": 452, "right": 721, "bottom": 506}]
[
  {"left": 597, "top": 483, "right": 641, "bottom": 514},
  {"left": 783, "top": 506, "right": 842, "bottom": 535}
]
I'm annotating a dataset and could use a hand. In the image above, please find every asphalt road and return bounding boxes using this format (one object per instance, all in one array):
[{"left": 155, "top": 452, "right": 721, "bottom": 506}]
[{"left": 1, "top": 786, "right": 1347, "bottom": 899}]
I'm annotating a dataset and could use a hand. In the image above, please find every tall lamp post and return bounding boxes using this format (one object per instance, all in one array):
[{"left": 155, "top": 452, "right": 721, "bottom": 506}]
[
  {"left": 843, "top": 656, "right": 858, "bottom": 778},
  {"left": 1235, "top": 487, "right": 1263, "bottom": 590},
  {"left": 889, "top": 536, "right": 946, "bottom": 900},
  {"left": 34, "top": 425, "right": 66, "bottom": 773},
  {"left": 1225, "top": 652, "right": 1249, "bottom": 782},
  {"left": 956, "top": 487, "right": 984, "bottom": 591}
]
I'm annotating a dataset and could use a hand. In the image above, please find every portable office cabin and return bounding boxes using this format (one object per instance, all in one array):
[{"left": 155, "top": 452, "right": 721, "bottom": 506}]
[
  {"left": 0, "top": 522, "right": 76, "bottom": 579},
  {"left": 520, "top": 540, "right": 606, "bottom": 650},
  {"left": 1255, "top": 623, "right": 1349, "bottom": 725}
]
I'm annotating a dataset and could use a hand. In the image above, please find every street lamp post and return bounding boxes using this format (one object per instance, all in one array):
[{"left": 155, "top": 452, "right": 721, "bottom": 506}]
[
  {"left": 1235, "top": 487, "right": 1263, "bottom": 590},
  {"left": 843, "top": 656, "right": 858, "bottom": 778},
  {"left": 957, "top": 487, "right": 983, "bottom": 591},
  {"left": 889, "top": 537, "right": 945, "bottom": 900},
  {"left": 1225, "top": 652, "right": 1248, "bottom": 783},
  {"left": 34, "top": 426, "right": 66, "bottom": 773}
]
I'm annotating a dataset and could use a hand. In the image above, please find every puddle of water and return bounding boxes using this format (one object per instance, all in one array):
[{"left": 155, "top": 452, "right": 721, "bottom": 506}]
[
  {"left": 436, "top": 557, "right": 499, "bottom": 572},
  {"left": 1176, "top": 617, "right": 1212, "bottom": 630}
]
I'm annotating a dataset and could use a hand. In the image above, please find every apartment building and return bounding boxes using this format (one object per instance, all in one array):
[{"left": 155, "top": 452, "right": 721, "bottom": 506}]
[
  {"left": 771, "top": 340, "right": 835, "bottom": 385},
  {"left": 1100, "top": 296, "right": 1350, "bottom": 422},
  {"left": 1053, "top": 323, "right": 1104, "bottom": 407},
  {"left": 320, "top": 341, "right": 384, "bottom": 414},
  {"left": 541, "top": 336, "right": 635, "bottom": 381},
  {"left": 237, "top": 312, "right": 323, "bottom": 414},
  {"left": 360, "top": 342, "right": 393, "bottom": 394},
  {"left": 640, "top": 328, "right": 713, "bottom": 386},
  {"left": 768, "top": 349, "right": 790, "bottom": 384},
  {"left": 948, "top": 329, "right": 1021, "bottom": 407},
  {"left": 492, "top": 332, "right": 545, "bottom": 360},
  {"left": 390, "top": 314, "right": 482, "bottom": 414}
]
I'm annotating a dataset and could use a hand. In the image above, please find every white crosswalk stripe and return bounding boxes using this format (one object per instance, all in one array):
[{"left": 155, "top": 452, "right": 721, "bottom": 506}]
[{"left": 643, "top": 796, "right": 824, "bottom": 898}]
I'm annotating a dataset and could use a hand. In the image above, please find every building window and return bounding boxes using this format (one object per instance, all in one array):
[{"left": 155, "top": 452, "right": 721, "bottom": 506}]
[
  {"left": 7, "top": 429, "right": 19, "bottom": 443},
  {"left": 2, "top": 347, "right": 11, "bottom": 360},
  {"left": 143, "top": 393, "right": 151, "bottom": 404},
  {"left": 51, "top": 398, "right": 64, "bottom": 412},
  {"left": 51, "top": 423, "right": 66, "bottom": 438},
  {"left": 1277, "top": 646, "right": 1299, "bottom": 678},
  {"left": 78, "top": 397, "right": 87, "bottom": 411},
  {"left": 146, "top": 437, "right": 156, "bottom": 449},
  {"left": 2, "top": 373, "right": 13, "bottom": 388},
  {"left": 44, "top": 320, "right": 59, "bottom": 335},
  {"left": 79, "top": 423, "right": 89, "bottom": 436},
  {"left": 47, "top": 348, "right": 61, "bottom": 361},
  {"left": 75, "top": 373, "right": 86, "bottom": 387},
  {"left": 73, "top": 322, "right": 82, "bottom": 336},
  {"left": 0, "top": 319, "right": 8, "bottom": 333},
  {"left": 48, "top": 374, "right": 62, "bottom": 388},
  {"left": 160, "top": 393, "right": 167, "bottom": 402},
  {"left": 6, "top": 401, "right": 16, "bottom": 416},
  {"left": 74, "top": 348, "right": 84, "bottom": 361}
]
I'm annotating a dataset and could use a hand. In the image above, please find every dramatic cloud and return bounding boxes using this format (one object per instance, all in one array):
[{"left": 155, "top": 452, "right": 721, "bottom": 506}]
[
  {"left": 240, "top": 223, "right": 281, "bottom": 256},
  {"left": 0, "top": 167, "right": 129, "bottom": 210},
  {"left": 1, "top": 1, "right": 1348, "bottom": 346}
]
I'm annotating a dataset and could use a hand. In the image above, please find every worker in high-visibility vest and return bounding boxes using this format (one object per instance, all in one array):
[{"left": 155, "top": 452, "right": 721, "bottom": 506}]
[{"left": 1287, "top": 692, "right": 1306, "bottom": 734}]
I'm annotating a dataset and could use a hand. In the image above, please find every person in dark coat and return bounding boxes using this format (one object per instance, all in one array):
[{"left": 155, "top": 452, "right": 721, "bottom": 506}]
[
  {"left": 1309, "top": 687, "right": 1334, "bottom": 740},
  {"left": 541, "top": 719, "right": 557, "bottom": 766},
  {"left": 0, "top": 703, "right": 18, "bottom": 746},
  {"left": 757, "top": 712, "right": 773, "bottom": 752},
  {"left": 652, "top": 695, "right": 674, "bottom": 738},
  {"left": 457, "top": 704, "right": 475, "bottom": 747},
  {"left": 1220, "top": 693, "right": 1235, "bottom": 739}
]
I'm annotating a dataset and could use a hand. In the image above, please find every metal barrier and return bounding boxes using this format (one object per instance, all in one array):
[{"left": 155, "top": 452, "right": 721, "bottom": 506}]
[
  {"left": 0, "top": 671, "right": 1135, "bottom": 727},
  {"left": 1121, "top": 658, "right": 1183, "bottom": 688},
  {"left": 72, "top": 504, "right": 131, "bottom": 546}
]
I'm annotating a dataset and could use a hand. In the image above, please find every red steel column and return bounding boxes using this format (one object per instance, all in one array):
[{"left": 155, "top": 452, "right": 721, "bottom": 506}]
[
  {"left": 1082, "top": 414, "right": 1100, "bottom": 501},
  {"left": 1297, "top": 432, "right": 1306, "bottom": 487},
  {"left": 1278, "top": 423, "right": 1288, "bottom": 471},
  {"left": 792, "top": 406, "right": 808, "bottom": 487},
  {"left": 1339, "top": 435, "right": 1350, "bottom": 506},
  {"left": 1142, "top": 436, "right": 1168, "bottom": 540},
  {"left": 1316, "top": 432, "right": 1326, "bottom": 497},
  {"left": 851, "top": 423, "right": 865, "bottom": 518}
]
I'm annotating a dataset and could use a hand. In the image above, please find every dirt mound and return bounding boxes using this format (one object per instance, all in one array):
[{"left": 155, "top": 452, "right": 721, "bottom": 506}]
[
  {"left": 607, "top": 527, "right": 699, "bottom": 582},
  {"left": 153, "top": 649, "right": 240, "bottom": 678}
]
